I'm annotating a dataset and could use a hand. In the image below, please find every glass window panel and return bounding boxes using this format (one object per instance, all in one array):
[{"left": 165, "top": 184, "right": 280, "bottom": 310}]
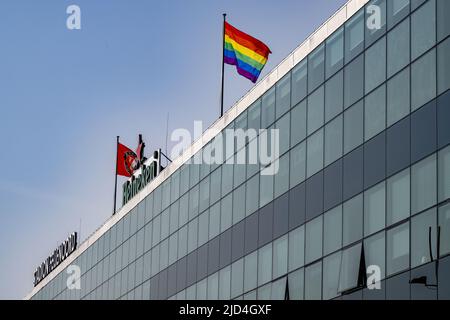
[
  {"left": 439, "top": 146, "right": 450, "bottom": 202},
  {"left": 324, "top": 205, "right": 343, "bottom": 255},
  {"left": 365, "top": 85, "right": 386, "bottom": 141},
  {"left": 199, "top": 177, "right": 210, "bottom": 213},
  {"left": 221, "top": 193, "right": 233, "bottom": 232},
  {"left": 188, "top": 184, "right": 199, "bottom": 220},
  {"left": 365, "top": 36, "right": 386, "bottom": 94},
  {"left": 411, "top": 208, "right": 437, "bottom": 268},
  {"left": 307, "top": 85, "right": 324, "bottom": 135},
  {"left": 178, "top": 225, "right": 188, "bottom": 259},
  {"left": 387, "top": 0, "right": 410, "bottom": 29},
  {"left": 365, "top": 231, "right": 386, "bottom": 280},
  {"left": 412, "top": 154, "right": 437, "bottom": 215},
  {"left": 246, "top": 174, "right": 259, "bottom": 216},
  {"left": 306, "top": 129, "right": 324, "bottom": 178},
  {"left": 169, "top": 233, "right": 178, "bottom": 265},
  {"left": 411, "top": 48, "right": 436, "bottom": 111},
  {"left": 231, "top": 259, "right": 244, "bottom": 298},
  {"left": 364, "top": 182, "right": 386, "bottom": 236},
  {"left": 325, "top": 70, "right": 343, "bottom": 122},
  {"left": 210, "top": 168, "right": 221, "bottom": 205},
  {"left": 338, "top": 243, "right": 363, "bottom": 293},
  {"left": 323, "top": 251, "right": 341, "bottom": 300},
  {"left": 162, "top": 180, "right": 171, "bottom": 210},
  {"left": 180, "top": 165, "right": 190, "bottom": 195},
  {"left": 257, "top": 283, "right": 271, "bottom": 299},
  {"left": 179, "top": 193, "right": 189, "bottom": 227},
  {"left": 187, "top": 218, "right": 198, "bottom": 253},
  {"left": 387, "top": 67, "right": 410, "bottom": 126},
  {"left": 288, "top": 268, "right": 304, "bottom": 300},
  {"left": 305, "top": 215, "right": 323, "bottom": 264},
  {"left": 233, "top": 184, "right": 246, "bottom": 224},
  {"left": 365, "top": 0, "right": 387, "bottom": 45},
  {"left": 169, "top": 203, "right": 179, "bottom": 235},
  {"left": 160, "top": 239, "right": 169, "bottom": 270},
  {"left": 305, "top": 261, "right": 322, "bottom": 300},
  {"left": 262, "top": 87, "right": 276, "bottom": 128},
  {"left": 276, "top": 73, "right": 291, "bottom": 118},
  {"left": 439, "top": 203, "right": 450, "bottom": 257},
  {"left": 233, "top": 163, "right": 246, "bottom": 189},
  {"left": 209, "top": 202, "right": 221, "bottom": 240},
  {"left": 438, "top": 0, "right": 450, "bottom": 41},
  {"left": 325, "top": 115, "right": 343, "bottom": 166},
  {"left": 244, "top": 252, "right": 258, "bottom": 292},
  {"left": 438, "top": 37, "right": 450, "bottom": 95},
  {"left": 171, "top": 171, "right": 180, "bottom": 201},
  {"left": 161, "top": 209, "right": 170, "bottom": 240},
  {"left": 344, "top": 100, "right": 364, "bottom": 154},
  {"left": 343, "top": 194, "right": 363, "bottom": 246},
  {"left": 257, "top": 243, "right": 272, "bottom": 286},
  {"left": 260, "top": 171, "right": 274, "bottom": 208},
  {"left": 276, "top": 112, "right": 290, "bottom": 155},
  {"left": 152, "top": 215, "right": 161, "bottom": 247},
  {"left": 411, "top": 0, "right": 436, "bottom": 60},
  {"left": 345, "top": 10, "right": 365, "bottom": 63},
  {"left": 308, "top": 44, "right": 325, "bottom": 92},
  {"left": 288, "top": 226, "right": 305, "bottom": 271},
  {"left": 248, "top": 100, "right": 261, "bottom": 131},
  {"left": 290, "top": 100, "right": 307, "bottom": 146},
  {"left": 292, "top": 60, "right": 308, "bottom": 106},
  {"left": 196, "top": 279, "right": 207, "bottom": 300},
  {"left": 221, "top": 164, "right": 233, "bottom": 197},
  {"left": 387, "top": 168, "right": 410, "bottom": 226},
  {"left": 387, "top": 222, "right": 410, "bottom": 276},
  {"left": 219, "top": 266, "right": 231, "bottom": 300},
  {"left": 274, "top": 154, "right": 289, "bottom": 198},
  {"left": 273, "top": 235, "right": 288, "bottom": 279},
  {"left": 271, "top": 277, "right": 287, "bottom": 300},
  {"left": 198, "top": 210, "right": 209, "bottom": 247},
  {"left": 326, "top": 27, "right": 344, "bottom": 78},
  {"left": 344, "top": 54, "right": 364, "bottom": 109},
  {"left": 387, "top": 18, "right": 410, "bottom": 77},
  {"left": 289, "top": 141, "right": 306, "bottom": 188}
]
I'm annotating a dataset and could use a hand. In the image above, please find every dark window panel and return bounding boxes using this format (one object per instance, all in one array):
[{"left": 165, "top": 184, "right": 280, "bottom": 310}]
[
  {"left": 289, "top": 183, "right": 306, "bottom": 230},
  {"left": 343, "top": 146, "right": 364, "bottom": 201},
  {"left": 245, "top": 212, "right": 259, "bottom": 255},
  {"left": 363, "top": 280, "right": 386, "bottom": 300},
  {"left": 150, "top": 275, "right": 159, "bottom": 300},
  {"left": 231, "top": 220, "right": 245, "bottom": 262},
  {"left": 364, "top": 132, "right": 386, "bottom": 189},
  {"left": 219, "top": 229, "right": 232, "bottom": 268},
  {"left": 411, "top": 100, "right": 437, "bottom": 163},
  {"left": 208, "top": 237, "right": 220, "bottom": 275},
  {"left": 324, "top": 159, "right": 343, "bottom": 211},
  {"left": 197, "top": 244, "right": 208, "bottom": 281},
  {"left": 410, "top": 262, "right": 437, "bottom": 300},
  {"left": 439, "top": 255, "right": 450, "bottom": 299},
  {"left": 186, "top": 251, "right": 197, "bottom": 287},
  {"left": 438, "top": 90, "right": 450, "bottom": 148},
  {"left": 306, "top": 171, "right": 324, "bottom": 221},
  {"left": 258, "top": 203, "right": 274, "bottom": 246},
  {"left": 176, "top": 257, "right": 187, "bottom": 292},
  {"left": 341, "top": 290, "right": 363, "bottom": 300},
  {"left": 167, "top": 264, "right": 177, "bottom": 298},
  {"left": 273, "top": 193, "right": 289, "bottom": 238},
  {"left": 387, "top": 116, "right": 411, "bottom": 176},
  {"left": 386, "top": 271, "right": 410, "bottom": 300},
  {"left": 158, "top": 269, "right": 168, "bottom": 300}
]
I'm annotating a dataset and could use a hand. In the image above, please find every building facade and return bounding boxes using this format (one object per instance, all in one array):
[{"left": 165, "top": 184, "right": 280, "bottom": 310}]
[{"left": 27, "top": 0, "right": 450, "bottom": 300}]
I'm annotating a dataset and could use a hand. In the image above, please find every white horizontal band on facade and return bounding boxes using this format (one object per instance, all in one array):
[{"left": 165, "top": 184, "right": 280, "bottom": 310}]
[{"left": 25, "top": 0, "right": 369, "bottom": 300}]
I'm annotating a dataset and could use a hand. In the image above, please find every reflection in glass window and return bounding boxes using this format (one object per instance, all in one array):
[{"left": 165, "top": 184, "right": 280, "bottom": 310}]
[
  {"left": 290, "top": 100, "right": 307, "bottom": 146},
  {"left": 307, "top": 85, "right": 324, "bottom": 135},
  {"left": 343, "top": 194, "right": 363, "bottom": 246},
  {"left": 323, "top": 251, "right": 341, "bottom": 300},
  {"left": 290, "top": 142, "right": 306, "bottom": 188},
  {"left": 387, "top": 222, "right": 409, "bottom": 276},
  {"left": 439, "top": 146, "right": 450, "bottom": 202},
  {"left": 438, "top": 37, "right": 450, "bottom": 95},
  {"left": 305, "top": 215, "right": 323, "bottom": 264},
  {"left": 258, "top": 243, "right": 272, "bottom": 286},
  {"left": 274, "top": 154, "right": 289, "bottom": 199},
  {"left": 364, "top": 182, "right": 386, "bottom": 236},
  {"left": 411, "top": 154, "right": 437, "bottom": 215},
  {"left": 305, "top": 261, "right": 322, "bottom": 300},
  {"left": 345, "top": 10, "right": 364, "bottom": 63},
  {"left": 261, "top": 87, "right": 276, "bottom": 128},
  {"left": 276, "top": 73, "right": 291, "bottom": 118},
  {"left": 411, "top": 48, "right": 436, "bottom": 111},
  {"left": 387, "top": 168, "right": 410, "bottom": 226},
  {"left": 411, "top": 208, "right": 437, "bottom": 268},
  {"left": 308, "top": 44, "right": 325, "bottom": 92},
  {"left": 364, "top": 231, "right": 385, "bottom": 280},
  {"left": 365, "top": 36, "right": 386, "bottom": 94},
  {"left": 289, "top": 226, "right": 305, "bottom": 271},
  {"left": 292, "top": 60, "right": 308, "bottom": 106},
  {"left": 324, "top": 205, "right": 342, "bottom": 255},
  {"left": 338, "top": 243, "right": 364, "bottom": 293},
  {"left": 273, "top": 235, "right": 288, "bottom": 279},
  {"left": 326, "top": 27, "right": 344, "bottom": 78},
  {"left": 387, "top": 18, "right": 410, "bottom": 77},
  {"left": 325, "top": 70, "right": 343, "bottom": 122},
  {"left": 364, "top": 84, "right": 386, "bottom": 141},
  {"left": 325, "top": 115, "right": 343, "bottom": 166},
  {"left": 344, "top": 101, "right": 364, "bottom": 154},
  {"left": 288, "top": 268, "right": 304, "bottom": 300},
  {"left": 387, "top": 67, "right": 410, "bottom": 127},
  {"left": 344, "top": 54, "right": 364, "bottom": 109},
  {"left": 306, "top": 129, "right": 324, "bottom": 178},
  {"left": 439, "top": 203, "right": 450, "bottom": 257},
  {"left": 411, "top": 0, "right": 436, "bottom": 60},
  {"left": 387, "top": 0, "right": 410, "bottom": 29}
]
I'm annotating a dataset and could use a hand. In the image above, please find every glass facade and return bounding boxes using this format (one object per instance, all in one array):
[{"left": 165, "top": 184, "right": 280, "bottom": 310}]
[{"left": 30, "top": 0, "right": 450, "bottom": 300}]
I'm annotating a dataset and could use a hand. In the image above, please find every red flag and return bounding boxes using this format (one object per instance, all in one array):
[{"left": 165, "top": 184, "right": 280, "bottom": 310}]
[{"left": 117, "top": 142, "right": 139, "bottom": 177}]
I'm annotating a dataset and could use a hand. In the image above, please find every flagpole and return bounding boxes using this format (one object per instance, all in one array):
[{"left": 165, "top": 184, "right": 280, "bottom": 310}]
[
  {"left": 220, "top": 13, "right": 226, "bottom": 118},
  {"left": 113, "top": 135, "right": 119, "bottom": 215}
]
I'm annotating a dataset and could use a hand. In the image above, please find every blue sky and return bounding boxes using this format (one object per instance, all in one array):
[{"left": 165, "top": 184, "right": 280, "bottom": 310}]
[{"left": 0, "top": 0, "right": 347, "bottom": 299}]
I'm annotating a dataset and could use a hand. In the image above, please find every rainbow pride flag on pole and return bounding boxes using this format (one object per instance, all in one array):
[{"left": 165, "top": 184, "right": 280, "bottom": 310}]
[{"left": 224, "top": 21, "right": 272, "bottom": 83}]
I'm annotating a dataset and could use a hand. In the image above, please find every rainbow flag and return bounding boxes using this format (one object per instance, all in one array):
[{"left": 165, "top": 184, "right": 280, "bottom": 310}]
[{"left": 224, "top": 22, "right": 271, "bottom": 83}]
